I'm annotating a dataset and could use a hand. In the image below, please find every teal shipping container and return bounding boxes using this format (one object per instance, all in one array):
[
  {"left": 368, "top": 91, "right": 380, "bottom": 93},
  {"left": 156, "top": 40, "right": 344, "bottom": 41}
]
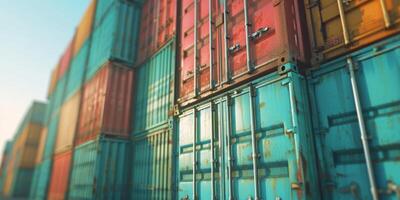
[
  {"left": 29, "top": 158, "right": 52, "bottom": 200},
  {"left": 10, "top": 168, "right": 34, "bottom": 198},
  {"left": 68, "top": 137, "right": 130, "bottom": 200},
  {"left": 308, "top": 35, "right": 400, "bottom": 200},
  {"left": 65, "top": 39, "right": 90, "bottom": 101},
  {"left": 177, "top": 66, "right": 320, "bottom": 200},
  {"left": 86, "top": 0, "right": 141, "bottom": 81},
  {"left": 130, "top": 128, "right": 174, "bottom": 199},
  {"left": 50, "top": 75, "right": 68, "bottom": 116},
  {"left": 42, "top": 115, "right": 60, "bottom": 159},
  {"left": 132, "top": 40, "right": 176, "bottom": 135}
]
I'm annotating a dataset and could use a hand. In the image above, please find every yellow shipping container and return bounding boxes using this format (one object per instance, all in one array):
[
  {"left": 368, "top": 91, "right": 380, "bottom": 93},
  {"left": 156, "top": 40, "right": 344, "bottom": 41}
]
[
  {"left": 73, "top": 0, "right": 96, "bottom": 56},
  {"left": 55, "top": 92, "right": 81, "bottom": 154},
  {"left": 304, "top": 0, "right": 400, "bottom": 63},
  {"left": 35, "top": 127, "right": 48, "bottom": 165},
  {"left": 47, "top": 67, "right": 59, "bottom": 98}
]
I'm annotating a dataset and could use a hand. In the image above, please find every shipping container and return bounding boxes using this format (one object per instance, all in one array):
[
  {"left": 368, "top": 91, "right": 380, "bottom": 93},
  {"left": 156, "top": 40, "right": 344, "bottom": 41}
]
[
  {"left": 51, "top": 76, "right": 68, "bottom": 116},
  {"left": 35, "top": 127, "right": 48, "bottom": 165},
  {"left": 68, "top": 137, "right": 130, "bottom": 200},
  {"left": 0, "top": 141, "right": 13, "bottom": 196},
  {"left": 43, "top": 115, "right": 60, "bottom": 159},
  {"left": 76, "top": 62, "right": 134, "bottom": 145},
  {"left": 9, "top": 168, "right": 34, "bottom": 198},
  {"left": 130, "top": 129, "right": 174, "bottom": 199},
  {"left": 57, "top": 38, "right": 75, "bottom": 79},
  {"left": 178, "top": 0, "right": 310, "bottom": 105},
  {"left": 307, "top": 35, "right": 400, "bottom": 200},
  {"left": 304, "top": 0, "right": 400, "bottom": 63},
  {"left": 29, "top": 158, "right": 52, "bottom": 200},
  {"left": 86, "top": 0, "right": 141, "bottom": 81},
  {"left": 47, "top": 67, "right": 59, "bottom": 98},
  {"left": 132, "top": 40, "right": 175, "bottom": 135},
  {"left": 73, "top": 0, "right": 96, "bottom": 56},
  {"left": 16, "top": 123, "right": 43, "bottom": 168},
  {"left": 55, "top": 92, "right": 81, "bottom": 154},
  {"left": 136, "top": 0, "right": 176, "bottom": 63},
  {"left": 177, "top": 67, "right": 320, "bottom": 199},
  {"left": 65, "top": 39, "right": 90, "bottom": 101},
  {"left": 47, "top": 150, "right": 72, "bottom": 200}
]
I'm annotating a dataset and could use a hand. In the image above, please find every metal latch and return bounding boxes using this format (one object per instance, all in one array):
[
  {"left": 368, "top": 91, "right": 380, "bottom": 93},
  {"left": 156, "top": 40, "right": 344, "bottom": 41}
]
[
  {"left": 228, "top": 44, "right": 241, "bottom": 54},
  {"left": 379, "top": 181, "right": 400, "bottom": 198},
  {"left": 339, "top": 182, "right": 361, "bottom": 200},
  {"left": 249, "top": 27, "right": 270, "bottom": 40}
]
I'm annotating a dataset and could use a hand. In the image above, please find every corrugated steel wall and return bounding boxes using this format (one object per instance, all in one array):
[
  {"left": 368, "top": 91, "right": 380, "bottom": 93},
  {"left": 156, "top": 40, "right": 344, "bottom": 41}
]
[
  {"left": 29, "top": 158, "right": 52, "bottom": 200},
  {"left": 73, "top": 0, "right": 96, "bottom": 56},
  {"left": 47, "top": 150, "right": 72, "bottom": 200}
]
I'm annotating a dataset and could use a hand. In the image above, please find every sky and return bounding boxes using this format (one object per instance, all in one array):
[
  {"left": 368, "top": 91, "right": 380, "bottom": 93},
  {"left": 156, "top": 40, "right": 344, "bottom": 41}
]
[{"left": 0, "top": 1, "right": 90, "bottom": 158}]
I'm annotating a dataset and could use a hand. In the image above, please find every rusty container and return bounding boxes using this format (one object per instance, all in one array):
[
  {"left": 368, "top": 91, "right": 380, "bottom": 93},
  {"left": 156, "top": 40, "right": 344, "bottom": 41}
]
[{"left": 47, "top": 150, "right": 72, "bottom": 200}]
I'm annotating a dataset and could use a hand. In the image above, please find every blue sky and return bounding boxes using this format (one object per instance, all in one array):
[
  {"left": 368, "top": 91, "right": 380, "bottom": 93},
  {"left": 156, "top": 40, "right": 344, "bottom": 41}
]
[{"left": 0, "top": 1, "right": 90, "bottom": 156}]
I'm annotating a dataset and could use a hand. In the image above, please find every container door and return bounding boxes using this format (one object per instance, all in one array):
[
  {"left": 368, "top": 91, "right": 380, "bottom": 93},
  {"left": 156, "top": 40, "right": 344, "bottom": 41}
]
[
  {"left": 309, "top": 40, "right": 400, "bottom": 199},
  {"left": 225, "top": 0, "right": 288, "bottom": 78}
]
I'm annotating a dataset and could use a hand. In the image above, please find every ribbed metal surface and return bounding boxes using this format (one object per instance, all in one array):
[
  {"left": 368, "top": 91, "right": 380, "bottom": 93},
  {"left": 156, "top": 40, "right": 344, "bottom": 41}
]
[
  {"left": 10, "top": 168, "right": 34, "bottom": 198},
  {"left": 68, "top": 137, "right": 130, "bottom": 200},
  {"left": 29, "top": 158, "right": 52, "bottom": 200},
  {"left": 130, "top": 129, "right": 174, "bottom": 199},
  {"left": 42, "top": 115, "right": 60, "bottom": 159},
  {"left": 47, "top": 150, "right": 72, "bottom": 200},
  {"left": 133, "top": 40, "right": 175, "bottom": 135},
  {"left": 73, "top": 0, "right": 96, "bottom": 56}
]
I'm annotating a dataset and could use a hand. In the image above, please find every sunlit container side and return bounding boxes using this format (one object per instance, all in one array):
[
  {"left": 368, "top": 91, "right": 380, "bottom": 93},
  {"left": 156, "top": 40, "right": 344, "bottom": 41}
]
[
  {"left": 132, "top": 40, "right": 175, "bottom": 135},
  {"left": 130, "top": 129, "right": 174, "bottom": 199},
  {"left": 136, "top": 0, "right": 176, "bottom": 63},
  {"left": 178, "top": 0, "right": 310, "bottom": 106},
  {"left": 42, "top": 115, "right": 60, "bottom": 159},
  {"left": 55, "top": 92, "right": 81, "bottom": 154},
  {"left": 177, "top": 67, "right": 320, "bottom": 200},
  {"left": 68, "top": 137, "right": 130, "bottom": 200},
  {"left": 51, "top": 76, "right": 68, "bottom": 116},
  {"left": 47, "top": 150, "right": 72, "bottom": 200},
  {"left": 35, "top": 128, "right": 47, "bottom": 165},
  {"left": 0, "top": 141, "right": 13, "bottom": 196},
  {"left": 65, "top": 40, "right": 90, "bottom": 101},
  {"left": 86, "top": 0, "right": 141, "bottom": 81},
  {"left": 29, "top": 158, "right": 52, "bottom": 200},
  {"left": 73, "top": 0, "right": 97, "bottom": 56},
  {"left": 76, "top": 62, "right": 134, "bottom": 145},
  {"left": 47, "top": 67, "right": 59, "bottom": 98},
  {"left": 304, "top": 0, "right": 400, "bottom": 64},
  {"left": 57, "top": 38, "right": 75, "bottom": 79},
  {"left": 17, "top": 123, "right": 43, "bottom": 168},
  {"left": 307, "top": 35, "right": 400, "bottom": 200}
]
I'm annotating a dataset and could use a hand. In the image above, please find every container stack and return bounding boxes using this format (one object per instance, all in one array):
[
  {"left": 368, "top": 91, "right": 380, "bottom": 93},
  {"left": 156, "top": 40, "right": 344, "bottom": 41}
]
[
  {"left": 0, "top": 102, "right": 47, "bottom": 199},
  {"left": 0, "top": 141, "right": 13, "bottom": 196}
]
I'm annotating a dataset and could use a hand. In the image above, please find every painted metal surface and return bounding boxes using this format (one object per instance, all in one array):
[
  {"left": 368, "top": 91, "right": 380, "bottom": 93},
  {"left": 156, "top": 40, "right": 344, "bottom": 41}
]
[
  {"left": 68, "top": 137, "right": 130, "bottom": 200},
  {"left": 73, "top": 0, "right": 96, "bottom": 56},
  {"left": 43, "top": 115, "right": 60, "bottom": 159},
  {"left": 308, "top": 35, "right": 400, "bottom": 200},
  {"left": 58, "top": 38, "right": 74, "bottom": 79},
  {"left": 47, "top": 67, "right": 59, "bottom": 98},
  {"left": 76, "top": 62, "right": 134, "bottom": 145},
  {"left": 55, "top": 91, "right": 81, "bottom": 154},
  {"left": 178, "top": 0, "right": 310, "bottom": 105},
  {"left": 47, "top": 150, "right": 72, "bottom": 200},
  {"left": 65, "top": 39, "right": 90, "bottom": 101},
  {"left": 29, "top": 158, "right": 52, "bottom": 200},
  {"left": 304, "top": 0, "right": 400, "bottom": 63},
  {"left": 177, "top": 67, "right": 320, "bottom": 200},
  {"left": 136, "top": 0, "right": 176, "bottom": 63},
  {"left": 133, "top": 40, "right": 175, "bottom": 135},
  {"left": 86, "top": 0, "right": 141, "bottom": 81},
  {"left": 10, "top": 168, "right": 34, "bottom": 198},
  {"left": 52, "top": 76, "right": 68, "bottom": 115},
  {"left": 130, "top": 129, "right": 174, "bottom": 199},
  {"left": 35, "top": 127, "right": 48, "bottom": 165},
  {"left": 0, "top": 141, "right": 13, "bottom": 196},
  {"left": 15, "top": 123, "right": 43, "bottom": 168}
]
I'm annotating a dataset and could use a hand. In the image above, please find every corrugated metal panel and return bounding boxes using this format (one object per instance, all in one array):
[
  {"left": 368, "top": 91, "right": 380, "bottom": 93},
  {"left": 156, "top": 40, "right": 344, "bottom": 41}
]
[
  {"left": 73, "top": 0, "right": 96, "bottom": 56},
  {"left": 47, "top": 67, "right": 59, "bottom": 98},
  {"left": 2, "top": 155, "right": 14, "bottom": 196},
  {"left": 29, "top": 158, "right": 52, "bottom": 200},
  {"left": 10, "top": 168, "right": 34, "bottom": 198},
  {"left": 18, "top": 123, "right": 43, "bottom": 168},
  {"left": 43, "top": 115, "right": 60, "bottom": 159},
  {"left": 65, "top": 40, "right": 90, "bottom": 101},
  {"left": 35, "top": 127, "right": 48, "bottom": 165},
  {"left": 68, "top": 137, "right": 130, "bottom": 200},
  {"left": 86, "top": 1, "right": 141, "bottom": 81},
  {"left": 0, "top": 141, "right": 12, "bottom": 191},
  {"left": 52, "top": 76, "right": 68, "bottom": 115},
  {"left": 308, "top": 35, "right": 400, "bottom": 199},
  {"left": 133, "top": 40, "right": 175, "bottom": 135},
  {"left": 304, "top": 0, "right": 400, "bottom": 63},
  {"left": 76, "top": 62, "right": 134, "bottom": 145},
  {"left": 131, "top": 129, "right": 174, "bottom": 199},
  {"left": 58, "top": 38, "right": 74, "bottom": 79},
  {"left": 47, "top": 150, "right": 72, "bottom": 200},
  {"left": 177, "top": 68, "right": 320, "bottom": 199},
  {"left": 55, "top": 92, "right": 81, "bottom": 154}
]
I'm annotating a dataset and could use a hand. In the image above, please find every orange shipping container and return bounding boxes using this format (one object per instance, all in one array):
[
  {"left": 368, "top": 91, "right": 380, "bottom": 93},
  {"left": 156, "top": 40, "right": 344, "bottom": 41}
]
[
  {"left": 76, "top": 62, "right": 134, "bottom": 145},
  {"left": 47, "top": 150, "right": 72, "bottom": 200},
  {"left": 304, "top": 0, "right": 400, "bottom": 63},
  {"left": 55, "top": 92, "right": 81, "bottom": 154},
  {"left": 73, "top": 0, "right": 96, "bottom": 55}
]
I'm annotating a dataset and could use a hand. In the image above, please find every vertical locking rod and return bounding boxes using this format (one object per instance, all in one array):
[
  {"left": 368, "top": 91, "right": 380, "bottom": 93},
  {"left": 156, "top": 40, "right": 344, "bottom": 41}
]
[
  {"left": 209, "top": 0, "right": 215, "bottom": 89},
  {"left": 249, "top": 86, "right": 259, "bottom": 200},
  {"left": 243, "top": 0, "right": 253, "bottom": 72},
  {"left": 192, "top": 110, "right": 197, "bottom": 200},
  {"left": 336, "top": 0, "right": 350, "bottom": 45},
  {"left": 194, "top": 0, "right": 199, "bottom": 97}
]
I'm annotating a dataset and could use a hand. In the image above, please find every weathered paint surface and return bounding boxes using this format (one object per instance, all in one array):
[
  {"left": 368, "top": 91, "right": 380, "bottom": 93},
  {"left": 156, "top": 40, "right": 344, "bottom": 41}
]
[
  {"left": 308, "top": 35, "right": 400, "bottom": 200},
  {"left": 68, "top": 137, "right": 130, "bottom": 200},
  {"left": 132, "top": 40, "right": 175, "bottom": 135},
  {"left": 178, "top": 67, "right": 320, "bottom": 200},
  {"left": 130, "top": 129, "right": 174, "bottom": 199},
  {"left": 73, "top": 0, "right": 96, "bottom": 56},
  {"left": 29, "top": 158, "right": 52, "bottom": 200},
  {"left": 47, "top": 150, "right": 72, "bottom": 200}
]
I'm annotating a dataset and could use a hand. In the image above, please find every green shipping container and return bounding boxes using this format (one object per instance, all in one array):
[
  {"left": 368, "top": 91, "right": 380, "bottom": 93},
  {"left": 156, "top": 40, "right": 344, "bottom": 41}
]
[
  {"left": 132, "top": 40, "right": 176, "bottom": 135},
  {"left": 29, "top": 158, "right": 52, "bottom": 200},
  {"left": 86, "top": 0, "right": 141, "bottom": 81},
  {"left": 10, "top": 168, "right": 34, "bottom": 198},
  {"left": 68, "top": 137, "right": 130, "bottom": 200}
]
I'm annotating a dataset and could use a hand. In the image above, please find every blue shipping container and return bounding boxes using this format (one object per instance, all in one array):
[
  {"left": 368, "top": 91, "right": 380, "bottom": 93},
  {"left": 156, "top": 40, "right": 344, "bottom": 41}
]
[
  {"left": 132, "top": 40, "right": 175, "bottom": 135},
  {"left": 86, "top": 0, "right": 141, "bottom": 81},
  {"left": 177, "top": 66, "right": 320, "bottom": 200},
  {"left": 308, "top": 35, "right": 400, "bottom": 200},
  {"left": 68, "top": 137, "right": 130, "bottom": 200},
  {"left": 29, "top": 158, "right": 52, "bottom": 200}
]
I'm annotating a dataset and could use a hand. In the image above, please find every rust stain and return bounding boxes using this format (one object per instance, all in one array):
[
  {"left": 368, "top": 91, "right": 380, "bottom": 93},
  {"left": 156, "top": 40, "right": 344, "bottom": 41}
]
[{"left": 264, "top": 140, "right": 272, "bottom": 158}]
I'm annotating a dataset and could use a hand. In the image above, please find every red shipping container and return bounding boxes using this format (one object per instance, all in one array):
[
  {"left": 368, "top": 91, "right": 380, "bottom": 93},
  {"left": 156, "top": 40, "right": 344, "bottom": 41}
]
[
  {"left": 137, "top": 0, "right": 176, "bottom": 64},
  {"left": 47, "top": 150, "right": 72, "bottom": 200},
  {"left": 57, "top": 38, "right": 74, "bottom": 79},
  {"left": 178, "top": 0, "right": 309, "bottom": 105},
  {"left": 76, "top": 62, "right": 134, "bottom": 145}
]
